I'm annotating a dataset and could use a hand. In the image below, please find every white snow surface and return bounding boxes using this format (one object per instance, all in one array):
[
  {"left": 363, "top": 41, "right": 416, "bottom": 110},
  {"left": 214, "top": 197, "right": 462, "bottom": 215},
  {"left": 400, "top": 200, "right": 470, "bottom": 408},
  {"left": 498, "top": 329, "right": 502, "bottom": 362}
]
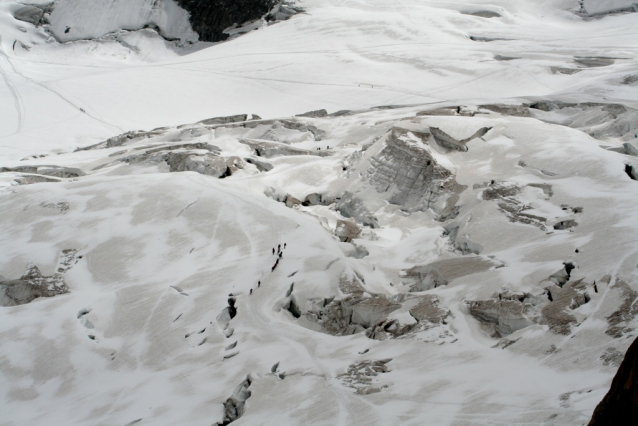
[{"left": 1, "top": 1, "right": 638, "bottom": 425}]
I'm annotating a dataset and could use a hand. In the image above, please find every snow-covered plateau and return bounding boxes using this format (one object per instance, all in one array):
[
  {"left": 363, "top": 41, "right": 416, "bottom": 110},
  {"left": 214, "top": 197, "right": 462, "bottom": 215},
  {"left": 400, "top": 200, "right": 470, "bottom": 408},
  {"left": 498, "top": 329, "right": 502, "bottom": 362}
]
[{"left": 1, "top": 1, "right": 638, "bottom": 425}]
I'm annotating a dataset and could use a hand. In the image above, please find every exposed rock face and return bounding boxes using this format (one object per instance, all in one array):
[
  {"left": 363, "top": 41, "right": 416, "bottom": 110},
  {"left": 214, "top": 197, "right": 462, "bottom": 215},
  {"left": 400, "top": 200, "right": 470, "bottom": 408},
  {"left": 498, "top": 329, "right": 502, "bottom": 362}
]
[
  {"left": 363, "top": 127, "right": 459, "bottom": 212},
  {"left": 588, "top": 335, "right": 638, "bottom": 426},
  {"left": 176, "top": 0, "right": 302, "bottom": 42},
  {"left": 0, "top": 250, "right": 79, "bottom": 307},
  {"left": 402, "top": 256, "right": 495, "bottom": 292}
]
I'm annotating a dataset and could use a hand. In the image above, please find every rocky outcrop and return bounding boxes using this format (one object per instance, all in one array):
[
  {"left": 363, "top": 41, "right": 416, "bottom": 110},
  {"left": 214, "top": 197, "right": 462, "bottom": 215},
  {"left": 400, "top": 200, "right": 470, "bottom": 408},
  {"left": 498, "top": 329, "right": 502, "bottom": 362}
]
[
  {"left": 177, "top": 0, "right": 303, "bottom": 42},
  {"left": 588, "top": 335, "right": 638, "bottom": 426},
  {"left": 1, "top": 250, "right": 80, "bottom": 307}
]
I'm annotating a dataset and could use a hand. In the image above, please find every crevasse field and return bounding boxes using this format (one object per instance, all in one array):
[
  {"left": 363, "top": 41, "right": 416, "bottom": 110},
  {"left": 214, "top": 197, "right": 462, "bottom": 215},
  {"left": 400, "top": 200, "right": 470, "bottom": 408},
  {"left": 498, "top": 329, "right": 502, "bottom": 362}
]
[{"left": 1, "top": 1, "right": 637, "bottom": 425}]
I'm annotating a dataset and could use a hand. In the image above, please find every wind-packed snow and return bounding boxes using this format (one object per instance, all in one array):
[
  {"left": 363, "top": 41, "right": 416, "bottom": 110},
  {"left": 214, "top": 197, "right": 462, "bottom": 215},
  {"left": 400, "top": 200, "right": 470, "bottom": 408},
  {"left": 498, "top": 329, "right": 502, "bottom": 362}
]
[{"left": 1, "top": 1, "right": 638, "bottom": 425}]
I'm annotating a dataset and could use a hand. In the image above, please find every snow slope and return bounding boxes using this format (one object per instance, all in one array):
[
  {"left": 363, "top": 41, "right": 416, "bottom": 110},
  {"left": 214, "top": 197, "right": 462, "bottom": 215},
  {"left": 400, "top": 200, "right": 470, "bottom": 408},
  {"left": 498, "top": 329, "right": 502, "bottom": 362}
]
[
  {"left": 1, "top": 1, "right": 638, "bottom": 425},
  {"left": 1, "top": 0, "right": 637, "bottom": 160}
]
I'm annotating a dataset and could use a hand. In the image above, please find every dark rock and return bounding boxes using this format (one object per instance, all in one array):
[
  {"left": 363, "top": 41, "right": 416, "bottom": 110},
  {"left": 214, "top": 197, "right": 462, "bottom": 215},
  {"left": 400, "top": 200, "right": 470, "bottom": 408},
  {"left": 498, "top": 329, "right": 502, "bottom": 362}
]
[
  {"left": 176, "top": 0, "right": 274, "bottom": 42},
  {"left": 588, "top": 335, "right": 638, "bottom": 426}
]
